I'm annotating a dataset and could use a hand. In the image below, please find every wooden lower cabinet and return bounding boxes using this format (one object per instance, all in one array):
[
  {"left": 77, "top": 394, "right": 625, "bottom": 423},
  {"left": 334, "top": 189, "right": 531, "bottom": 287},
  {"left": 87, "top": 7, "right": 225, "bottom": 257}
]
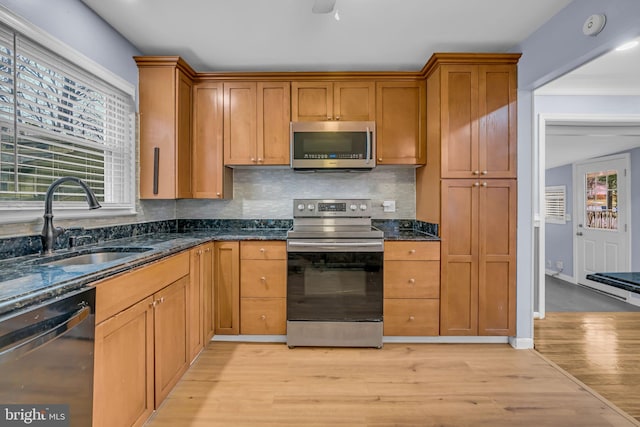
[
  {"left": 94, "top": 297, "right": 154, "bottom": 427},
  {"left": 153, "top": 276, "right": 189, "bottom": 406},
  {"left": 240, "top": 241, "right": 287, "bottom": 335},
  {"left": 188, "top": 243, "right": 214, "bottom": 362},
  {"left": 93, "top": 251, "right": 191, "bottom": 427},
  {"left": 439, "top": 179, "right": 517, "bottom": 336},
  {"left": 383, "top": 241, "right": 440, "bottom": 336},
  {"left": 214, "top": 241, "right": 240, "bottom": 334},
  {"left": 240, "top": 298, "right": 286, "bottom": 335}
]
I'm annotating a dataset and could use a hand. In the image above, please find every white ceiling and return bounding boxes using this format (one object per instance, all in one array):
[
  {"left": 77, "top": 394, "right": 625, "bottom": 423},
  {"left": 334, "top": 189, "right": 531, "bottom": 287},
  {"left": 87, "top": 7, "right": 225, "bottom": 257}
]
[
  {"left": 79, "top": 0, "right": 640, "bottom": 171},
  {"left": 80, "top": 0, "right": 572, "bottom": 72},
  {"left": 539, "top": 41, "right": 640, "bottom": 169}
]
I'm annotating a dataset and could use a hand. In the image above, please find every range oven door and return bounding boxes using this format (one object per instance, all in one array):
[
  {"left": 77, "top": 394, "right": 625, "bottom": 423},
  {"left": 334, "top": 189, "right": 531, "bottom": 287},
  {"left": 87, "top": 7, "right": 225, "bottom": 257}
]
[{"left": 286, "top": 239, "right": 383, "bottom": 322}]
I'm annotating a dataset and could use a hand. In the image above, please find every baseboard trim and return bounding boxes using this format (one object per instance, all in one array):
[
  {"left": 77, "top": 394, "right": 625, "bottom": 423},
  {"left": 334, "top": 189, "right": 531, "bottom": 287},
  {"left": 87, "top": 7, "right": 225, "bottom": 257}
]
[
  {"left": 212, "top": 335, "right": 512, "bottom": 345},
  {"left": 509, "top": 337, "right": 534, "bottom": 349},
  {"left": 545, "top": 271, "right": 575, "bottom": 283}
]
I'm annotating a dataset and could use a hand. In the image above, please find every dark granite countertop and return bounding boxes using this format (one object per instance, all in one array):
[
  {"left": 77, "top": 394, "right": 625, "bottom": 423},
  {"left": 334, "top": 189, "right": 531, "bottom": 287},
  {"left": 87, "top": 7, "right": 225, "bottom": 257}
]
[
  {"left": 380, "top": 228, "right": 440, "bottom": 241},
  {"left": 0, "top": 229, "right": 288, "bottom": 317},
  {"left": 0, "top": 225, "right": 437, "bottom": 318}
]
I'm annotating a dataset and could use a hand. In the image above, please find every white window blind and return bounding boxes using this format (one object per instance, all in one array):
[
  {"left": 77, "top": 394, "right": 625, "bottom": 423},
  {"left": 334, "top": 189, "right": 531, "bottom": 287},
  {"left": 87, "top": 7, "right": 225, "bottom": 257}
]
[
  {"left": 0, "top": 23, "right": 134, "bottom": 207},
  {"left": 545, "top": 185, "right": 566, "bottom": 224}
]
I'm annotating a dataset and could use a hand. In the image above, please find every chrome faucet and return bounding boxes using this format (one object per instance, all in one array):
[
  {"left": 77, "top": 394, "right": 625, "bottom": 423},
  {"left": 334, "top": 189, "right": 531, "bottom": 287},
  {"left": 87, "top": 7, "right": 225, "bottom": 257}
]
[{"left": 41, "top": 177, "right": 102, "bottom": 255}]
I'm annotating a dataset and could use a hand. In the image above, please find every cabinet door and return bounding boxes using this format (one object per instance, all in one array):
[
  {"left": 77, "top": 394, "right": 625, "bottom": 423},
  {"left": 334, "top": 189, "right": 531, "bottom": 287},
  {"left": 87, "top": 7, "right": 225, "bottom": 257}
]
[
  {"left": 139, "top": 66, "right": 193, "bottom": 199},
  {"left": 188, "top": 246, "right": 205, "bottom": 362},
  {"left": 333, "top": 81, "right": 375, "bottom": 121},
  {"left": 375, "top": 81, "right": 426, "bottom": 165},
  {"left": 214, "top": 241, "right": 240, "bottom": 334},
  {"left": 440, "top": 65, "right": 479, "bottom": 178},
  {"left": 478, "top": 65, "right": 517, "bottom": 178},
  {"left": 94, "top": 297, "right": 154, "bottom": 427},
  {"left": 257, "top": 82, "right": 290, "bottom": 165},
  {"left": 440, "top": 180, "right": 479, "bottom": 335},
  {"left": 478, "top": 180, "right": 516, "bottom": 335},
  {"left": 383, "top": 299, "right": 439, "bottom": 336},
  {"left": 291, "top": 81, "right": 333, "bottom": 121},
  {"left": 202, "top": 243, "right": 215, "bottom": 343},
  {"left": 240, "top": 298, "right": 286, "bottom": 335},
  {"left": 192, "top": 82, "right": 230, "bottom": 198},
  {"left": 154, "top": 276, "right": 189, "bottom": 406},
  {"left": 224, "top": 82, "right": 258, "bottom": 164},
  {"left": 175, "top": 70, "right": 193, "bottom": 198}
]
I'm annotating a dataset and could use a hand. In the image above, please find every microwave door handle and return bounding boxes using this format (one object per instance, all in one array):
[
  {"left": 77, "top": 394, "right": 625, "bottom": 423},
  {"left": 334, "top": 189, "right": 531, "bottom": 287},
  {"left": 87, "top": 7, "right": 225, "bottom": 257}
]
[{"left": 365, "top": 127, "right": 371, "bottom": 164}]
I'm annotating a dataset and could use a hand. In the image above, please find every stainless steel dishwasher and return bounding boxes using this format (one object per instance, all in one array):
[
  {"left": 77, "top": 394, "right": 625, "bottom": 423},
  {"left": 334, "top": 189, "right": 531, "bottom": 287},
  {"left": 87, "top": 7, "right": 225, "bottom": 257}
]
[{"left": 0, "top": 287, "right": 95, "bottom": 426}]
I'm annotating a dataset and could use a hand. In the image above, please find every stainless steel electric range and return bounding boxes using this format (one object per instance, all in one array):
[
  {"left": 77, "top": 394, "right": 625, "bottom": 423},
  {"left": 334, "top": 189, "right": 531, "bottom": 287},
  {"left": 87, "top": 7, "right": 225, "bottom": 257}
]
[{"left": 286, "top": 199, "right": 384, "bottom": 348}]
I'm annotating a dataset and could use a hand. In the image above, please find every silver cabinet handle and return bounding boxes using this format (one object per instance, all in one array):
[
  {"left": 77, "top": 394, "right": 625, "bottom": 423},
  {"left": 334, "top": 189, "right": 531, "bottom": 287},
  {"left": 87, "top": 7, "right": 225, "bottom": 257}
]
[
  {"left": 153, "top": 147, "right": 160, "bottom": 195},
  {"left": 365, "top": 127, "right": 371, "bottom": 164}
]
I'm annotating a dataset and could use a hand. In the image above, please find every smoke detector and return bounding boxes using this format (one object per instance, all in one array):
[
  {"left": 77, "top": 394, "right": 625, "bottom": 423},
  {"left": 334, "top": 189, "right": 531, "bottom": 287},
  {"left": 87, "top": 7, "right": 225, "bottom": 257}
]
[{"left": 582, "top": 14, "right": 606, "bottom": 36}]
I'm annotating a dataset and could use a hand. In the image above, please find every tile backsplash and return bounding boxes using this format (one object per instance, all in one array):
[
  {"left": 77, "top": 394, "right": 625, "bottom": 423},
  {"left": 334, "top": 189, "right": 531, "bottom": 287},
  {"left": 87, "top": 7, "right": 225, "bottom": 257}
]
[{"left": 177, "top": 168, "right": 416, "bottom": 219}]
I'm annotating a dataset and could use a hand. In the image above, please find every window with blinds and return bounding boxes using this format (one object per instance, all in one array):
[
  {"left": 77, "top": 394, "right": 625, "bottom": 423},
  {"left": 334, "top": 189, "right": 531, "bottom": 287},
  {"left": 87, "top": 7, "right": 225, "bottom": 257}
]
[
  {"left": 545, "top": 185, "right": 566, "bottom": 224},
  {"left": 0, "top": 24, "right": 134, "bottom": 207}
]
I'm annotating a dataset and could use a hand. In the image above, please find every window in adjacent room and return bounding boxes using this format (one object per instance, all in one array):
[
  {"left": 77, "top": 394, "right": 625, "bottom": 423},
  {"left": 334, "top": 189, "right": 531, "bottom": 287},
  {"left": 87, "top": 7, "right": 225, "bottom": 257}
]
[
  {"left": 0, "top": 20, "right": 135, "bottom": 220},
  {"left": 545, "top": 185, "right": 567, "bottom": 224}
]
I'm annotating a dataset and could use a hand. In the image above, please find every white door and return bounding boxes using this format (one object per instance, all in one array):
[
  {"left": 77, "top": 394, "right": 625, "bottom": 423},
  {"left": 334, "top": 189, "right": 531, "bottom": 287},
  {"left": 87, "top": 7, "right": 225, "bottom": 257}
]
[{"left": 575, "top": 155, "right": 630, "bottom": 294}]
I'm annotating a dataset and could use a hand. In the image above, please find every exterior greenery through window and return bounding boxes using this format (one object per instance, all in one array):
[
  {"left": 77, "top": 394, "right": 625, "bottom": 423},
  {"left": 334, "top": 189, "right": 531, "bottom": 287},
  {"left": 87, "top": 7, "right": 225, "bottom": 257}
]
[{"left": 0, "top": 23, "right": 134, "bottom": 206}]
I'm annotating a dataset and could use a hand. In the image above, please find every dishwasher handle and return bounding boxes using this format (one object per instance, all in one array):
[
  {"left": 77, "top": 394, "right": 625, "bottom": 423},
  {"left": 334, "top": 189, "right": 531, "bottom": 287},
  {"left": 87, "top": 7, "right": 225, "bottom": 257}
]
[{"left": 0, "top": 304, "right": 90, "bottom": 365}]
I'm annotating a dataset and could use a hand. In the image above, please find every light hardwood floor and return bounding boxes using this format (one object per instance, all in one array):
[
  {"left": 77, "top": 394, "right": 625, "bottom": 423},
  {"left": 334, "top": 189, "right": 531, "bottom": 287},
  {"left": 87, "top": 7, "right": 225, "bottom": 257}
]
[
  {"left": 535, "top": 312, "right": 640, "bottom": 423},
  {"left": 146, "top": 342, "right": 637, "bottom": 426}
]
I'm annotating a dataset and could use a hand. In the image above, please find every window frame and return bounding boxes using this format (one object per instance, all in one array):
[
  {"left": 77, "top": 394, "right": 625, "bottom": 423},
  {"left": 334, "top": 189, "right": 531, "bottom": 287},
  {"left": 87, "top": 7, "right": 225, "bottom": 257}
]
[
  {"left": 545, "top": 185, "right": 567, "bottom": 225},
  {"left": 0, "top": 6, "right": 136, "bottom": 224}
]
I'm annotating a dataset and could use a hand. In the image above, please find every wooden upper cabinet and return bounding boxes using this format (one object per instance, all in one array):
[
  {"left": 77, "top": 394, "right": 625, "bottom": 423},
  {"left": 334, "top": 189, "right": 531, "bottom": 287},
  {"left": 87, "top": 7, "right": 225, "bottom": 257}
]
[
  {"left": 375, "top": 81, "right": 426, "bottom": 165},
  {"left": 436, "top": 62, "right": 517, "bottom": 178},
  {"left": 192, "top": 81, "right": 232, "bottom": 199},
  {"left": 224, "top": 81, "right": 290, "bottom": 166},
  {"left": 291, "top": 81, "right": 375, "bottom": 121},
  {"left": 136, "top": 57, "right": 194, "bottom": 199},
  {"left": 258, "top": 82, "right": 291, "bottom": 165}
]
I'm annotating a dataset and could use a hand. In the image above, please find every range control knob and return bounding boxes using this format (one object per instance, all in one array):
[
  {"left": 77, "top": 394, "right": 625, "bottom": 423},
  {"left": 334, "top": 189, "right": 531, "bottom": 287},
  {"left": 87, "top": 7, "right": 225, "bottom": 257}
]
[
  {"left": 307, "top": 204, "right": 315, "bottom": 211},
  {"left": 297, "top": 203, "right": 305, "bottom": 211},
  {"left": 350, "top": 204, "right": 358, "bottom": 211},
  {"left": 359, "top": 204, "right": 368, "bottom": 211}
]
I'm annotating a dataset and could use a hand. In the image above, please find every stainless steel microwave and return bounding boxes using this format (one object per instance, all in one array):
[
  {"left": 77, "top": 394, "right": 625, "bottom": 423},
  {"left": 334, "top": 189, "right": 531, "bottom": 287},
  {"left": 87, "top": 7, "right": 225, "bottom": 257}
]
[{"left": 290, "top": 121, "right": 376, "bottom": 170}]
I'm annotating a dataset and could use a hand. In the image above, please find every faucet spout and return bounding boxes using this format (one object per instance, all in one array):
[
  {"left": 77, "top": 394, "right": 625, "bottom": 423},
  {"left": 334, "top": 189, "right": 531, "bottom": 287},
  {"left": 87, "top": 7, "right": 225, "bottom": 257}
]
[{"left": 41, "top": 177, "right": 102, "bottom": 255}]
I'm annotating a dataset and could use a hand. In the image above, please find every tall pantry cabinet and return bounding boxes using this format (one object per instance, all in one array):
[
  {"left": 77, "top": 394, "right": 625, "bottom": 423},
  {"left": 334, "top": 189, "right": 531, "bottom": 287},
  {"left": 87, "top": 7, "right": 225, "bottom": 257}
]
[{"left": 417, "top": 53, "right": 520, "bottom": 336}]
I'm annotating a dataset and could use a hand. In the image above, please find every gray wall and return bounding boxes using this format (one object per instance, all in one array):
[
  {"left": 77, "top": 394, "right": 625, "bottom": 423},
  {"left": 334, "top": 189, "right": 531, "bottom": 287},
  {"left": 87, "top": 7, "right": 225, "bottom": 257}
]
[
  {"left": 545, "top": 164, "right": 574, "bottom": 276},
  {"left": 511, "top": 0, "right": 640, "bottom": 346},
  {"left": 0, "top": 0, "right": 140, "bottom": 85}
]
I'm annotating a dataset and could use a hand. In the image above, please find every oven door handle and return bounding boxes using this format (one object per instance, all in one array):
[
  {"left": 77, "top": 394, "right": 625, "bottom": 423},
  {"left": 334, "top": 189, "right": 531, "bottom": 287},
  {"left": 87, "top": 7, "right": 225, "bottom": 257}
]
[{"left": 288, "top": 241, "right": 383, "bottom": 252}]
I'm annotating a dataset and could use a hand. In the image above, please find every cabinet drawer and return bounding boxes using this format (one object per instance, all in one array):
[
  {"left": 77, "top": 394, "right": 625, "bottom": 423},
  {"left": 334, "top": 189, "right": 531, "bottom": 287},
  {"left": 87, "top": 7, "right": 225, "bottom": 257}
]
[
  {"left": 240, "top": 298, "right": 286, "bottom": 334},
  {"left": 241, "top": 241, "right": 286, "bottom": 260},
  {"left": 95, "top": 252, "right": 190, "bottom": 324},
  {"left": 240, "top": 260, "right": 286, "bottom": 298},
  {"left": 384, "top": 241, "right": 440, "bottom": 261},
  {"left": 384, "top": 299, "right": 439, "bottom": 336},
  {"left": 384, "top": 260, "right": 439, "bottom": 298}
]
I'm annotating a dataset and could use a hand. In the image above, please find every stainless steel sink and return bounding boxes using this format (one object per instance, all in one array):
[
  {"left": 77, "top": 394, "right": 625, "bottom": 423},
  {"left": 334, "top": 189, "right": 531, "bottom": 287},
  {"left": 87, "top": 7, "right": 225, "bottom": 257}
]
[{"left": 35, "top": 247, "right": 152, "bottom": 267}]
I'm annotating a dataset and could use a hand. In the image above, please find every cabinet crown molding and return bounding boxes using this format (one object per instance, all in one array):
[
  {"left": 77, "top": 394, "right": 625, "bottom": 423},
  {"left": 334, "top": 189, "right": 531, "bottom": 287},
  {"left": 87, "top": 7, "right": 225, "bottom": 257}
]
[
  {"left": 134, "top": 55, "right": 197, "bottom": 79},
  {"left": 420, "top": 53, "right": 522, "bottom": 79}
]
